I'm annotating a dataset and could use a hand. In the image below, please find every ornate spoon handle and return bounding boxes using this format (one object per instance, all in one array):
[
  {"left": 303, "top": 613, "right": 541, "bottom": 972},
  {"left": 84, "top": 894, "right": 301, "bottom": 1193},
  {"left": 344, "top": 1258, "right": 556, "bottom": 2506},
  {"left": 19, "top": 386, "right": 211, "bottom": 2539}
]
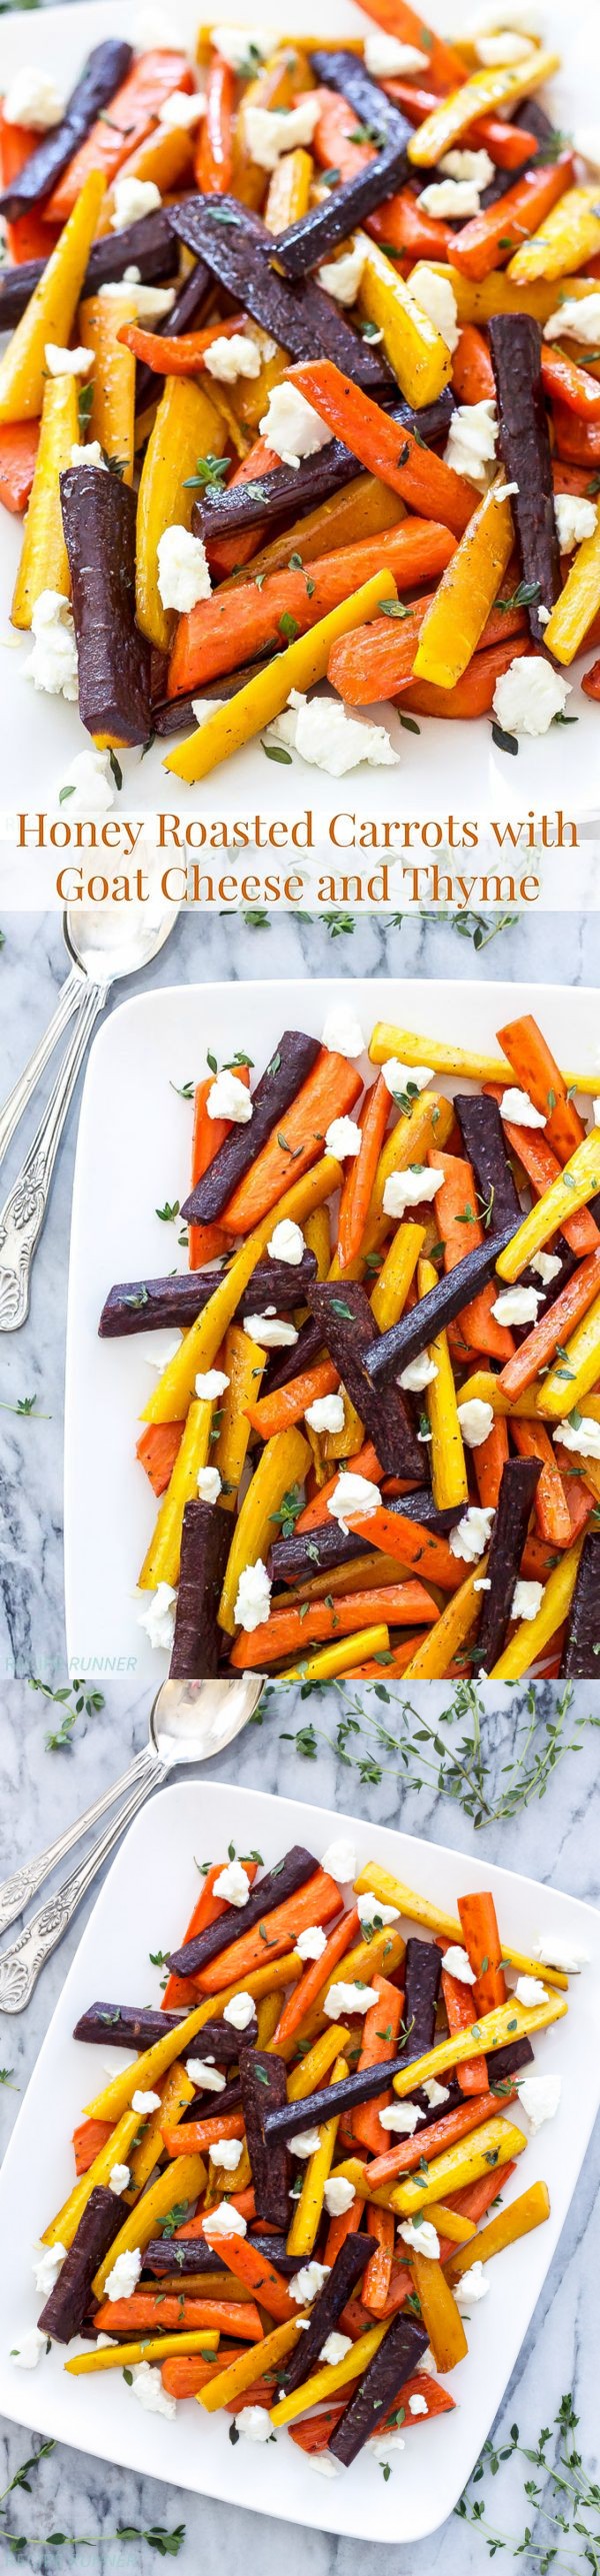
[
  {"left": 0, "top": 1744, "right": 159, "bottom": 1938},
  {"left": 0, "top": 967, "right": 85, "bottom": 1175},
  {"left": 0, "top": 1767, "right": 165, "bottom": 2014},
  {"left": 0, "top": 982, "right": 107, "bottom": 1331}
]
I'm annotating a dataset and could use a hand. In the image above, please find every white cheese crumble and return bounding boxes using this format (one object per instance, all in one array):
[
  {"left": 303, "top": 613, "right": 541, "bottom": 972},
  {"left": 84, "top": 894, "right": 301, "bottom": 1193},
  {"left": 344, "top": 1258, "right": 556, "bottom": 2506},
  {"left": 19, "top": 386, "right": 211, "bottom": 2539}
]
[
  {"left": 409, "top": 265, "right": 459, "bottom": 352},
  {"left": 289, "top": 2128, "right": 323, "bottom": 2158},
  {"left": 493, "top": 656, "right": 571, "bottom": 737},
  {"left": 104, "top": 2248, "right": 142, "bottom": 2302},
  {"left": 356, "top": 1892, "right": 400, "bottom": 1928},
  {"left": 475, "top": 29, "right": 536, "bottom": 59},
  {"left": 11, "top": 2328, "right": 48, "bottom": 2368},
  {"left": 197, "top": 1465, "right": 222, "bottom": 1504},
  {"left": 511, "top": 1579, "right": 544, "bottom": 1622},
  {"left": 499, "top": 1087, "right": 546, "bottom": 1128},
  {"left": 233, "top": 2403, "right": 273, "bottom": 2441},
  {"left": 398, "top": 2218, "right": 441, "bottom": 2259},
  {"left": 555, "top": 494, "right": 597, "bottom": 553},
  {"left": 544, "top": 293, "right": 600, "bottom": 347},
  {"left": 458, "top": 1397, "right": 495, "bottom": 1448},
  {"left": 32, "top": 2242, "right": 66, "bottom": 2296},
  {"left": 132, "top": 2089, "right": 161, "bottom": 2115},
  {"left": 243, "top": 1309, "right": 298, "bottom": 1347},
  {"left": 320, "top": 2332, "right": 352, "bottom": 2366},
  {"left": 327, "top": 1471, "right": 380, "bottom": 1533},
  {"left": 288, "top": 2260, "right": 330, "bottom": 2304},
  {"left": 98, "top": 283, "right": 176, "bottom": 321},
  {"left": 317, "top": 242, "right": 366, "bottom": 307},
  {"left": 206, "top": 1069, "right": 252, "bottom": 1123},
  {"left": 323, "top": 2176, "right": 356, "bottom": 2216},
  {"left": 536, "top": 1932, "right": 590, "bottom": 1972},
  {"left": 442, "top": 1943, "right": 477, "bottom": 1984},
  {"left": 449, "top": 1504, "right": 494, "bottom": 1562},
  {"left": 205, "top": 333, "right": 262, "bottom": 384},
  {"left": 109, "top": 2164, "right": 131, "bottom": 2195},
  {"left": 45, "top": 343, "right": 94, "bottom": 379},
  {"left": 214, "top": 1859, "right": 251, "bottom": 1907},
  {"left": 364, "top": 30, "right": 429, "bottom": 74},
  {"left": 474, "top": 1576, "right": 492, "bottom": 1591},
  {"left": 245, "top": 95, "right": 322, "bottom": 172},
  {"left": 383, "top": 1165, "right": 443, "bottom": 1221},
  {"left": 444, "top": 398, "right": 498, "bottom": 489},
  {"left": 69, "top": 441, "right": 106, "bottom": 470},
  {"left": 260, "top": 382, "right": 333, "bottom": 469},
  {"left": 382, "top": 1057, "right": 434, "bottom": 1098},
  {"left": 158, "top": 88, "right": 207, "bottom": 130},
  {"left": 131, "top": 2360, "right": 176, "bottom": 2417},
  {"left": 57, "top": 748, "right": 117, "bottom": 814},
  {"left": 210, "top": 2136, "right": 244, "bottom": 2170},
  {"left": 378, "top": 2101, "right": 425, "bottom": 2134},
  {"left": 517, "top": 2072, "right": 562, "bottom": 2131},
  {"left": 194, "top": 1367, "right": 230, "bottom": 1398},
  {"left": 271, "top": 689, "right": 399, "bottom": 773},
  {"left": 111, "top": 177, "right": 162, "bottom": 230},
  {"left": 324, "top": 1981, "right": 379, "bottom": 2016},
  {"left": 372, "top": 2429, "right": 406, "bottom": 2463},
  {"left": 203, "top": 2199, "right": 247, "bottom": 2235},
  {"left": 419, "top": 177, "right": 482, "bottom": 219},
  {"left": 3, "top": 69, "right": 64, "bottom": 128},
  {"left": 296, "top": 1923, "right": 328, "bottom": 1960},
  {"left": 216, "top": 27, "right": 272, "bottom": 70},
  {"left": 422, "top": 2077, "right": 450, "bottom": 2107},
  {"left": 157, "top": 525, "right": 212, "bottom": 614},
  {"left": 222, "top": 1992, "right": 255, "bottom": 2031},
  {"left": 24, "top": 590, "right": 79, "bottom": 702},
  {"left": 138, "top": 1581, "right": 177, "bottom": 1651},
  {"left": 321, "top": 1836, "right": 358, "bottom": 1883},
  {"left": 398, "top": 1351, "right": 438, "bottom": 1391},
  {"left": 322, "top": 1004, "right": 365, "bottom": 1058},
  {"left": 514, "top": 1975, "right": 549, "bottom": 2006},
  {"left": 324, "top": 1116, "right": 362, "bottom": 1159},
  {"left": 441, "top": 148, "right": 495, "bottom": 186},
  {"left": 187, "top": 2058, "right": 227, "bottom": 2092},
  {"left": 492, "top": 1285, "right": 541, "bottom": 1324},
  {"left": 409, "top": 2392, "right": 429, "bottom": 2416},
  {"left": 234, "top": 1558, "right": 272, "bottom": 1631},
  {"left": 305, "top": 1392, "right": 346, "bottom": 1434},
  {"left": 268, "top": 1218, "right": 305, "bottom": 1264},
  {"left": 531, "top": 1252, "right": 562, "bottom": 1285},
  {"left": 555, "top": 1414, "right": 600, "bottom": 1458},
  {"left": 455, "top": 2261, "right": 489, "bottom": 2310}
]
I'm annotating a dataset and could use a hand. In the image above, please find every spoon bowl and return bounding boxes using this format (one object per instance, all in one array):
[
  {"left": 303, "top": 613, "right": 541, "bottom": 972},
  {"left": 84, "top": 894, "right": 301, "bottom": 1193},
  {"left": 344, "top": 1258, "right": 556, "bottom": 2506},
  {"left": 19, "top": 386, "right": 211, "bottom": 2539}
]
[
  {"left": 151, "top": 1674, "right": 266, "bottom": 1767},
  {"left": 64, "top": 890, "right": 177, "bottom": 989}
]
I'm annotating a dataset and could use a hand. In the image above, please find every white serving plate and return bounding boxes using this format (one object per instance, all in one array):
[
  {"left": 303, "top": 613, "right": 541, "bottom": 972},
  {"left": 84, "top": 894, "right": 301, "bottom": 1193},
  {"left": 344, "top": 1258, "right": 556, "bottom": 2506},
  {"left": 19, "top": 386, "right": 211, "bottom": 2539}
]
[
  {"left": 64, "top": 972, "right": 599, "bottom": 1680},
  {"left": 1, "top": 0, "right": 600, "bottom": 833},
  {"left": 0, "top": 1776, "right": 598, "bottom": 2543}
]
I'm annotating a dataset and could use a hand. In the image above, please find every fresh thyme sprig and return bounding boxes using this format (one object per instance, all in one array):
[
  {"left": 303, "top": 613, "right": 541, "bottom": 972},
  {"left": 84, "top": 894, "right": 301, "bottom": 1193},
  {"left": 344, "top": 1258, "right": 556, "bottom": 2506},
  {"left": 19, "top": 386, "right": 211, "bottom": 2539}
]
[
  {"left": 279, "top": 1680, "right": 599, "bottom": 1829},
  {"left": 28, "top": 1679, "right": 105, "bottom": 1753},
  {"left": 456, "top": 2394, "right": 600, "bottom": 2571}
]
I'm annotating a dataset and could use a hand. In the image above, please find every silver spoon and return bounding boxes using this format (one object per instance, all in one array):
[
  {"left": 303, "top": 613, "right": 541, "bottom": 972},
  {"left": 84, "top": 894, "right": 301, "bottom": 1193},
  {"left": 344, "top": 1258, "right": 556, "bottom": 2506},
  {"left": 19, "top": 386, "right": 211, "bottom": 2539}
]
[
  {"left": 0, "top": 901, "right": 177, "bottom": 1332},
  {"left": 0, "top": 1674, "right": 265, "bottom": 2013}
]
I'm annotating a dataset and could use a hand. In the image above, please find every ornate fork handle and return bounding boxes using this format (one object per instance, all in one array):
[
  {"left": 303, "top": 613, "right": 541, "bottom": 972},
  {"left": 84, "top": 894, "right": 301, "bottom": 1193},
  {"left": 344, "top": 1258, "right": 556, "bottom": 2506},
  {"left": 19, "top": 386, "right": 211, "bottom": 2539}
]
[
  {"left": 0, "top": 966, "right": 86, "bottom": 1177},
  {"left": 0, "top": 981, "right": 108, "bottom": 1332},
  {"left": 0, "top": 1744, "right": 159, "bottom": 1938},
  {"left": 0, "top": 1766, "right": 165, "bottom": 2013}
]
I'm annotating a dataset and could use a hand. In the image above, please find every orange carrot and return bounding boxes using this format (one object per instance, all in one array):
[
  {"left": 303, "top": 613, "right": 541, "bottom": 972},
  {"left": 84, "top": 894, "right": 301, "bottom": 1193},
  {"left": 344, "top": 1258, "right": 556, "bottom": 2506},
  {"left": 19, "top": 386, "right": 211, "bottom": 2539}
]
[
  {"left": 430, "top": 1148, "right": 513, "bottom": 1360},
  {"left": 247, "top": 1359, "right": 339, "bottom": 1442},
  {"left": 196, "top": 54, "right": 234, "bottom": 192},
  {"left": 117, "top": 313, "right": 248, "bottom": 378},
  {"left": 0, "top": 115, "right": 60, "bottom": 262},
  {"left": 362, "top": 2205, "right": 395, "bottom": 2315},
  {"left": 163, "top": 2111, "right": 245, "bottom": 2154},
  {"left": 312, "top": 86, "right": 373, "bottom": 183},
  {"left": 273, "top": 1905, "right": 358, "bottom": 2046},
  {"left": 363, "top": 2088, "right": 504, "bottom": 2191},
  {"left": 561, "top": 1473, "right": 595, "bottom": 1542},
  {"left": 72, "top": 2118, "right": 112, "bottom": 2176},
  {"left": 94, "top": 2294, "right": 262, "bottom": 2338},
  {"left": 188, "top": 1068, "right": 249, "bottom": 1268},
  {"left": 486, "top": 1087, "right": 600, "bottom": 1255},
  {"left": 193, "top": 1865, "right": 343, "bottom": 1993},
  {"left": 403, "top": 635, "right": 530, "bottom": 718},
  {"left": 353, "top": 1973, "right": 405, "bottom": 2156},
  {"left": 205, "top": 436, "right": 278, "bottom": 582},
  {"left": 583, "top": 656, "right": 600, "bottom": 701},
  {"left": 497, "top": 1244, "right": 600, "bottom": 1403},
  {"left": 352, "top": 1636, "right": 423, "bottom": 1677},
  {"left": 448, "top": 2159, "right": 517, "bottom": 2225},
  {"left": 44, "top": 53, "right": 195, "bottom": 220},
  {"left": 452, "top": 325, "right": 495, "bottom": 405},
  {"left": 474, "top": 1415, "right": 509, "bottom": 1510},
  {"left": 542, "top": 346, "right": 600, "bottom": 421},
  {"left": 368, "top": 188, "right": 454, "bottom": 263},
  {"left": 496, "top": 1013, "right": 586, "bottom": 1166},
  {"left": 201, "top": 2230, "right": 298, "bottom": 2322},
  {"left": 553, "top": 404, "right": 600, "bottom": 469},
  {"left": 452, "top": 155, "right": 573, "bottom": 281},
  {"left": 168, "top": 519, "right": 456, "bottom": 696},
  {"left": 457, "top": 1890, "right": 506, "bottom": 2015},
  {"left": 230, "top": 1585, "right": 437, "bottom": 1666},
  {"left": 221, "top": 1050, "right": 363, "bottom": 1234},
  {"left": 136, "top": 1421, "right": 184, "bottom": 1497},
  {"left": 338, "top": 1077, "right": 390, "bottom": 1272},
  {"left": 289, "top": 361, "right": 475, "bottom": 537},
  {"left": 324, "top": 2195, "right": 363, "bottom": 2270},
  {"left": 328, "top": 582, "right": 526, "bottom": 707},
  {"left": 347, "top": 1505, "right": 463, "bottom": 1591},
  {"left": 511, "top": 1420, "right": 572, "bottom": 1550},
  {"left": 295, "top": 1442, "right": 383, "bottom": 1532},
  {"left": 365, "top": 2, "right": 465, "bottom": 93},
  {"left": 160, "top": 2356, "right": 222, "bottom": 2398},
  {"left": 162, "top": 1859, "right": 257, "bottom": 2011},
  {"left": 0, "top": 418, "right": 39, "bottom": 515},
  {"left": 441, "top": 1964, "right": 489, "bottom": 2095},
  {"left": 384, "top": 80, "right": 539, "bottom": 167}
]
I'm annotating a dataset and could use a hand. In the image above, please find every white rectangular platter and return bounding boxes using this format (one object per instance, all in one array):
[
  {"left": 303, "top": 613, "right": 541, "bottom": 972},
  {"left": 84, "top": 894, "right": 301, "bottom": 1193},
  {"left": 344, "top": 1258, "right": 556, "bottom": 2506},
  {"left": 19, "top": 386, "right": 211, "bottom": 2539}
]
[
  {"left": 64, "top": 973, "right": 600, "bottom": 1680},
  {"left": 0, "top": 1775, "right": 598, "bottom": 2543},
  {"left": 1, "top": 0, "right": 600, "bottom": 832}
]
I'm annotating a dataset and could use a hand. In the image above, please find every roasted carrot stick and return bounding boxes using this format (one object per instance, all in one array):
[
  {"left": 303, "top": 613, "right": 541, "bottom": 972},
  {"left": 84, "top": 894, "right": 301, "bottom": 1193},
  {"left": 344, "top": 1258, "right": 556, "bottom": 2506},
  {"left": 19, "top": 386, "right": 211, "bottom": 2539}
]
[
  {"left": 499, "top": 1245, "right": 600, "bottom": 1406},
  {"left": 72, "top": 2118, "right": 112, "bottom": 2177},
  {"left": 230, "top": 1585, "right": 438, "bottom": 1666},
  {"left": 367, "top": 1, "right": 465, "bottom": 93},
  {"left": 430, "top": 1150, "right": 513, "bottom": 1360},
  {"left": 347, "top": 1505, "right": 463, "bottom": 1592},
  {"left": 45, "top": 53, "right": 195, "bottom": 220},
  {"left": 203, "top": 2230, "right": 298, "bottom": 2322},
  {"left": 312, "top": 86, "right": 373, "bottom": 183},
  {"left": 273, "top": 1907, "right": 358, "bottom": 2047},
  {"left": 352, "top": 1637, "right": 423, "bottom": 1677},
  {"left": 457, "top": 1891, "right": 506, "bottom": 2015},
  {"left": 163, "top": 2111, "right": 245, "bottom": 2154},
  {"left": 448, "top": 2160, "right": 517, "bottom": 2226},
  {"left": 0, "top": 115, "right": 59, "bottom": 263},
  {"left": 168, "top": 521, "right": 456, "bottom": 696},
  {"left": 485, "top": 1087, "right": 600, "bottom": 1255},
  {"left": 441, "top": 1964, "right": 489, "bottom": 2096},
  {"left": 552, "top": 404, "right": 600, "bottom": 469},
  {"left": 118, "top": 313, "right": 248, "bottom": 378},
  {"left": 205, "top": 436, "right": 278, "bottom": 582},
  {"left": 295, "top": 1442, "right": 383, "bottom": 1531},
  {"left": 162, "top": 1859, "right": 257, "bottom": 2012},
  {"left": 196, "top": 54, "right": 235, "bottom": 193},
  {"left": 363, "top": 2088, "right": 505, "bottom": 2191},
  {"left": 136, "top": 1421, "right": 184, "bottom": 1497},
  {"left": 338, "top": 1078, "right": 390, "bottom": 1273},
  {"left": 582, "top": 655, "right": 600, "bottom": 701},
  {"left": 542, "top": 346, "right": 600, "bottom": 421},
  {"left": 221, "top": 1052, "right": 362, "bottom": 1234},
  {"left": 324, "top": 2195, "right": 363, "bottom": 2271},
  {"left": 353, "top": 1974, "right": 405, "bottom": 2157},
  {"left": 94, "top": 2294, "right": 262, "bottom": 2338},
  {"left": 188, "top": 1068, "right": 249, "bottom": 1268},
  {"left": 496, "top": 1014, "right": 586, "bottom": 1166},
  {"left": 384, "top": 80, "right": 540, "bottom": 167},
  {"left": 160, "top": 2356, "right": 223, "bottom": 2398},
  {"left": 0, "top": 418, "right": 39, "bottom": 516},
  {"left": 247, "top": 1360, "right": 339, "bottom": 1442},
  {"left": 403, "top": 634, "right": 530, "bottom": 719},
  {"left": 452, "top": 155, "right": 573, "bottom": 282},
  {"left": 289, "top": 361, "right": 475, "bottom": 537},
  {"left": 511, "top": 1420, "right": 572, "bottom": 1550},
  {"left": 328, "top": 583, "right": 527, "bottom": 706},
  {"left": 193, "top": 1866, "right": 342, "bottom": 1994},
  {"left": 368, "top": 188, "right": 454, "bottom": 263},
  {"left": 362, "top": 2206, "right": 395, "bottom": 2316},
  {"left": 452, "top": 325, "right": 495, "bottom": 404},
  {"left": 474, "top": 1414, "right": 509, "bottom": 1510}
]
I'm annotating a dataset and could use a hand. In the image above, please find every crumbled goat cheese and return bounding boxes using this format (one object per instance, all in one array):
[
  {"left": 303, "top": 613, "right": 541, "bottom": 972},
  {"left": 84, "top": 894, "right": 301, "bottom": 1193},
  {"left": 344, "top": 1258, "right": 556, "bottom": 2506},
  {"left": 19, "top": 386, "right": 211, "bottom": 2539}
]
[
  {"left": 458, "top": 1397, "right": 495, "bottom": 1448},
  {"left": 111, "top": 177, "right": 162, "bottom": 230},
  {"left": 260, "top": 382, "right": 333, "bottom": 470},
  {"left": 223, "top": 1992, "right": 255, "bottom": 2031},
  {"left": 187, "top": 2058, "right": 227, "bottom": 2092},
  {"left": 205, "top": 332, "right": 262, "bottom": 384},
  {"left": 538, "top": 605, "right": 550, "bottom": 625},
  {"left": 322, "top": 1004, "right": 365, "bottom": 1058},
  {"left": 356, "top": 1893, "right": 400, "bottom": 1928},
  {"left": 138, "top": 1582, "right": 177, "bottom": 1651},
  {"left": 555, "top": 494, "right": 597, "bottom": 553},
  {"left": 365, "top": 30, "right": 429, "bottom": 74},
  {"left": 234, "top": 2404, "right": 273, "bottom": 2441},
  {"left": 410, "top": 265, "right": 459, "bottom": 352},
  {"left": 419, "top": 177, "right": 482, "bottom": 218},
  {"left": 320, "top": 2332, "right": 352, "bottom": 2366},
  {"left": 214, "top": 1859, "right": 251, "bottom": 1907},
  {"left": 423, "top": 2077, "right": 450, "bottom": 2106},
  {"left": 531, "top": 1252, "right": 562, "bottom": 1284},
  {"left": 442, "top": 1944, "right": 477, "bottom": 1984},
  {"left": 372, "top": 2430, "right": 406, "bottom": 2462},
  {"left": 305, "top": 1393, "right": 346, "bottom": 1435},
  {"left": 398, "top": 1351, "right": 438, "bottom": 1391},
  {"left": 324, "top": 2176, "right": 356, "bottom": 2216},
  {"left": 409, "top": 2392, "right": 429, "bottom": 2416},
  {"left": 449, "top": 1505, "right": 494, "bottom": 1562},
  {"left": 157, "top": 525, "right": 212, "bottom": 614},
  {"left": 536, "top": 1932, "right": 590, "bottom": 1972},
  {"left": 317, "top": 242, "right": 366, "bottom": 306},
  {"left": 96, "top": 2333, "right": 117, "bottom": 2346},
  {"left": 234, "top": 1559, "right": 272, "bottom": 1631},
  {"left": 70, "top": 441, "right": 106, "bottom": 470},
  {"left": 204, "top": 2199, "right": 247, "bottom": 2235},
  {"left": 210, "top": 2136, "right": 244, "bottom": 2171},
  {"left": 307, "top": 2451, "right": 341, "bottom": 2477},
  {"left": 492, "top": 481, "right": 519, "bottom": 501},
  {"left": 243, "top": 1310, "right": 298, "bottom": 1348},
  {"left": 324, "top": 1982, "right": 379, "bottom": 2016},
  {"left": 441, "top": 148, "right": 495, "bottom": 185},
  {"left": 289, "top": 2129, "right": 323, "bottom": 2158},
  {"left": 104, "top": 2249, "right": 142, "bottom": 2302},
  {"left": 456, "top": 2262, "right": 489, "bottom": 2310},
  {"left": 245, "top": 94, "right": 322, "bottom": 172},
  {"left": 555, "top": 1414, "right": 600, "bottom": 1458},
  {"left": 517, "top": 2073, "right": 562, "bottom": 2131},
  {"left": 11, "top": 2329, "right": 48, "bottom": 2368},
  {"left": 131, "top": 2360, "right": 176, "bottom": 2417},
  {"left": 24, "top": 590, "right": 79, "bottom": 702},
  {"left": 514, "top": 1976, "right": 549, "bottom": 2006},
  {"left": 398, "top": 2219, "right": 441, "bottom": 2259},
  {"left": 45, "top": 343, "right": 94, "bottom": 379},
  {"left": 324, "top": 1116, "right": 362, "bottom": 1159},
  {"left": 57, "top": 749, "right": 117, "bottom": 814},
  {"left": 32, "top": 2243, "right": 66, "bottom": 2296},
  {"left": 206, "top": 1068, "right": 252, "bottom": 1123},
  {"left": 268, "top": 1219, "right": 305, "bottom": 1264},
  {"left": 444, "top": 399, "right": 498, "bottom": 488},
  {"left": 327, "top": 1472, "right": 380, "bottom": 1534},
  {"left": 511, "top": 1579, "right": 544, "bottom": 1622},
  {"left": 500, "top": 1087, "right": 547, "bottom": 1128},
  {"left": 382, "top": 1057, "right": 434, "bottom": 1098},
  {"left": 270, "top": 691, "right": 399, "bottom": 773},
  {"left": 475, "top": 29, "right": 536, "bottom": 59},
  {"left": 492, "top": 1285, "right": 541, "bottom": 1324},
  {"left": 109, "top": 2164, "right": 131, "bottom": 2195},
  {"left": 493, "top": 655, "right": 571, "bottom": 736},
  {"left": 383, "top": 1165, "right": 444, "bottom": 1220},
  {"left": 296, "top": 1924, "right": 328, "bottom": 1961},
  {"left": 158, "top": 88, "right": 206, "bottom": 130},
  {"left": 321, "top": 1837, "right": 358, "bottom": 1883},
  {"left": 3, "top": 69, "right": 64, "bottom": 128},
  {"left": 545, "top": 292, "right": 600, "bottom": 347},
  {"left": 195, "top": 1368, "right": 230, "bottom": 1400},
  {"left": 132, "top": 2089, "right": 161, "bottom": 2115},
  {"left": 197, "top": 1465, "right": 222, "bottom": 1504},
  {"left": 288, "top": 2260, "right": 330, "bottom": 2304},
  {"left": 98, "top": 282, "right": 176, "bottom": 320},
  {"left": 216, "top": 27, "right": 272, "bottom": 70},
  {"left": 474, "top": 1576, "right": 492, "bottom": 1591},
  {"left": 378, "top": 2102, "right": 425, "bottom": 2134}
]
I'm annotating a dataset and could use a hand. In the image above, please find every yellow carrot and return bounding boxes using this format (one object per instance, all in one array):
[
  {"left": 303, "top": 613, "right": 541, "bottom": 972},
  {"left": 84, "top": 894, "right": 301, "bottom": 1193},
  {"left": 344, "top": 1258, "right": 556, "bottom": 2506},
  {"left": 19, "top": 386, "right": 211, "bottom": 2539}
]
[
  {"left": 92, "top": 2153, "right": 207, "bottom": 2300},
  {"left": 286, "top": 2055, "right": 348, "bottom": 2258},
  {"left": 142, "top": 1158, "right": 342, "bottom": 1425},
  {"left": 163, "top": 570, "right": 399, "bottom": 784},
  {"left": 391, "top": 1992, "right": 567, "bottom": 2097},
  {"left": 66, "top": 2330, "right": 219, "bottom": 2375}
]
